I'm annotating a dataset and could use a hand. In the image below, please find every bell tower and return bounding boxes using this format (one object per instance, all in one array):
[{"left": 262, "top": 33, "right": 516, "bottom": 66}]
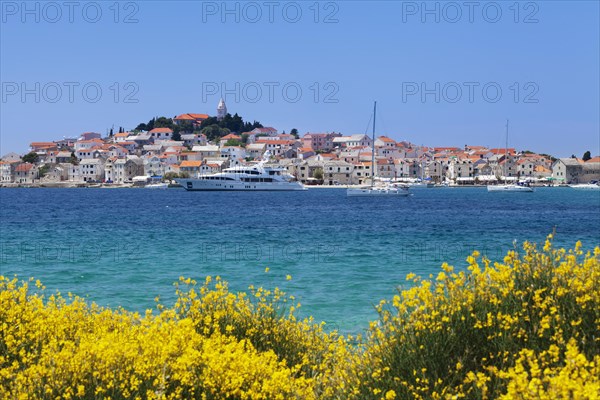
[{"left": 217, "top": 98, "right": 227, "bottom": 121}]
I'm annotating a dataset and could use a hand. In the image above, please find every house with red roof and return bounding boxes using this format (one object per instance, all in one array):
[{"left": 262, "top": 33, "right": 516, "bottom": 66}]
[
  {"left": 297, "top": 147, "right": 315, "bottom": 160},
  {"left": 375, "top": 136, "right": 397, "bottom": 148},
  {"left": 252, "top": 127, "right": 278, "bottom": 135},
  {"left": 301, "top": 132, "right": 341, "bottom": 152},
  {"left": 149, "top": 127, "right": 173, "bottom": 141},
  {"left": 179, "top": 160, "right": 203, "bottom": 176},
  {"left": 174, "top": 113, "right": 210, "bottom": 127},
  {"left": 221, "top": 133, "right": 242, "bottom": 144},
  {"left": 29, "top": 142, "right": 58, "bottom": 155},
  {"left": 14, "top": 163, "right": 38, "bottom": 184},
  {"left": 113, "top": 132, "right": 131, "bottom": 142},
  {"left": 256, "top": 139, "right": 299, "bottom": 157},
  {"left": 74, "top": 138, "right": 104, "bottom": 151}
]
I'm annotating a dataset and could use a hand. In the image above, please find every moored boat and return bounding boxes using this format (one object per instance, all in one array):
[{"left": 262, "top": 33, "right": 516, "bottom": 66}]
[
  {"left": 346, "top": 101, "right": 410, "bottom": 197},
  {"left": 176, "top": 152, "right": 305, "bottom": 191},
  {"left": 145, "top": 183, "right": 169, "bottom": 189},
  {"left": 487, "top": 120, "right": 534, "bottom": 193},
  {"left": 568, "top": 182, "right": 600, "bottom": 190},
  {"left": 487, "top": 184, "right": 534, "bottom": 192}
]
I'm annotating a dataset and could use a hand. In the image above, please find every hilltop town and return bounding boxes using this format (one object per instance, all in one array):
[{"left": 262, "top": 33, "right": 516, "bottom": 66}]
[{"left": 1, "top": 100, "right": 599, "bottom": 187}]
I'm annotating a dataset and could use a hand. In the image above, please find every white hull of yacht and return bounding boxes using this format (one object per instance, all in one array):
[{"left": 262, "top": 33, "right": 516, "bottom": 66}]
[
  {"left": 177, "top": 179, "right": 305, "bottom": 191},
  {"left": 145, "top": 183, "right": 169, "bottom": 189},
  {"left": 568, "top": 184, "right": 600, "bottom": 190},
  {"left": 487, "top": 184, "right": 534, "bottom": 192},
  {"left": 407, "top": 182, "right": 435, "bottom": 188}
]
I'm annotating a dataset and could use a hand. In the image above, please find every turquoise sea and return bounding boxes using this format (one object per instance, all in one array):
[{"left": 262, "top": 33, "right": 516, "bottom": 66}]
[{"left": 1, "top": 187, "right": 599, "bottom": 333}]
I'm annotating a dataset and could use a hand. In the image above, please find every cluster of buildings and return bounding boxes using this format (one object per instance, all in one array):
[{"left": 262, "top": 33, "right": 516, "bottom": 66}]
[{"left": 1, "top": 102, "right": 599, "bottom": 186}]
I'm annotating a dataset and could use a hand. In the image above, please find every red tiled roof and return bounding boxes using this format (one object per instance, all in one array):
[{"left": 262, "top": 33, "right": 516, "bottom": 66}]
[
  {"left": 30, "top": 142, "right": 56, "bottom": 147},
  {"left": 15, "top": 163, "right": 34, "bottom": 172},
  {"left": 189, "top": 113, "right": 209, "bottom": 119},
  {"left": 489, "top": 148, "right": 516, "bottom": 155},
  {"left": 175, "top": 113, "right": 209, "bottom": 120},
  {"left": 79, "top": 138, "right": 104, "bottom": 143},
  {"left": 149, "top": 128, "right": 173, "bottom": 134},
  {"left": 180, "top": 160, "right": 202, "bottom": 168}
]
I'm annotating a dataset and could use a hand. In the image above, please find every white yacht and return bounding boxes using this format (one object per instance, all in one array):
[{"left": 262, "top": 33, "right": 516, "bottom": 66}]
[
  {"left": 487, "top": 120, "right": 534, "bottom": 193},
  {"left": 488, "top": 184, "right": 534, "bottom": 192},
  {"left": 568, "top": 183, "right": 600, "bottom": 190},
  {"left": 347, "top": 102, "right": 410, "bottom": 197},
  {"left": 176, "top": 153, "right": 305, "bottom": 191},
  {"left": 145, "top": 182, "right": 169, "bottom": 189}
]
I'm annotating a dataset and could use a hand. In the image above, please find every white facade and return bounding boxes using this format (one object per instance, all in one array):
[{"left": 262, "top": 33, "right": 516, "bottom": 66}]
[
  {"left": 0, "top": 162, "right": 15, "bottom": 183},
  {"left": 80, "top": 159, "right": 105, "bottom": 182}
]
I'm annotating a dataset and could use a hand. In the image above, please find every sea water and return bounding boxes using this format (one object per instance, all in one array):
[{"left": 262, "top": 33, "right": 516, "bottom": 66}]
[{"left": 1, "top": 187, "right": 599, "bottom": 334}]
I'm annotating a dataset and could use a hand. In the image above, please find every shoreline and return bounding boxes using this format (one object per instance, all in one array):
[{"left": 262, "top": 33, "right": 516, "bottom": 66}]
[{"left": 0, "top": 183, "right": 567, "bottom": 189}]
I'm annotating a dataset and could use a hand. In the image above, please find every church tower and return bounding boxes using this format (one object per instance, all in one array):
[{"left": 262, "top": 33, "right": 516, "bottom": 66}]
[{"left": 217, "top": 98, "right": 227, "bottom": 121}]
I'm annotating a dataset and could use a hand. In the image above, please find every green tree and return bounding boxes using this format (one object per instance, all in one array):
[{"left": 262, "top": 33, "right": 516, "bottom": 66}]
[
  {"left": 582, "top": 151, "right": 591, "bottom": 161},
  {"left": 163, "top": 172, "right": 179, "bottom": 181},
  {"left": 38, "top": 164, "right": 50, "bottom": 178},
  {"left": 201, "top": 124, "right": 230, "bottom": 142},
  {"left": 313, "top": 168, "right": 324, "bottom": 181},
  {"left": 176, "top": 121, "right": 194, "bottom": 134},
  {"left": 290, "top": 128, "right": 299, "bottom": 139},
  {"left": 154, "top": 117, "right": 173, "bottom": 128},
  {"left": 22, "top": 152, "right": 39, "bottom": 164},
  {"left": 241, "top": 133, "right": 250, "bottom": 144},
  {"left": 224, "top": 139, "right": 242, "bottom": 147},
  {"left": 70, "top": 152, "right": 79, "bottom": 165},
  {"left": 172, "top": 131, "right": 182, "bottom": 142}
]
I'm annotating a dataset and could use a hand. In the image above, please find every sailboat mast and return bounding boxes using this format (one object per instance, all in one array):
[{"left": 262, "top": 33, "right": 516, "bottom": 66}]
[{"left": 372, "top": 101, "right": 376, "bottom": 187}]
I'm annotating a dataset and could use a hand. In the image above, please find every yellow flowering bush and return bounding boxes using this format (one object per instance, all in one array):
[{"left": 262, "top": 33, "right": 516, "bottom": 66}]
[
  {"left": 356, "top": 236, "right": 600, "bottom": 399},
  {"left": 1, "top": 236, "right": 598, "bottom": 399}
]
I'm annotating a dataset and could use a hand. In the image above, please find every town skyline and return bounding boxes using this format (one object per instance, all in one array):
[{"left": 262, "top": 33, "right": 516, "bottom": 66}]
[{"left": 1, "top": 97, "right": 596, "bottom": 160}]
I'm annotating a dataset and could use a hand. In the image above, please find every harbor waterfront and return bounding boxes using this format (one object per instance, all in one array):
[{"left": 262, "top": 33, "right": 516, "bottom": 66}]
[{"left": 1, "top": 186, "right": 599, "bottom": 334}]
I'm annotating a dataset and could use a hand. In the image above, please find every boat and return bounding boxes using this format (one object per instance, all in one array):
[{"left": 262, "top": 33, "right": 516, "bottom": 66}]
[
  {"left": 487, "top": 184, "right": 534, "bottom": 192},
  {"left": 347, "top": 102, "right": 409, "bottom": 197},
  {"left": 487, "top": 120, "right": 533, "bottom": 193},
  {"left": 176, "top": 151, "right": 305, "bottom": 191},
  {"left": 406, "top": 179, "right": 434, "bottom": 188},
  {"left": 145, "top": 182, "right": 169, "bottom": 189},
  {"left": 568, "top": 182, "right": 600, "bottom": 190}
]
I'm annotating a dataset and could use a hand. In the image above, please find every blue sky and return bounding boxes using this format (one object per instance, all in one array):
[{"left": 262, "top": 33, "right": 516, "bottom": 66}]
[{"left": 1, "top": 1, "right": 598, "bottom": 157}]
